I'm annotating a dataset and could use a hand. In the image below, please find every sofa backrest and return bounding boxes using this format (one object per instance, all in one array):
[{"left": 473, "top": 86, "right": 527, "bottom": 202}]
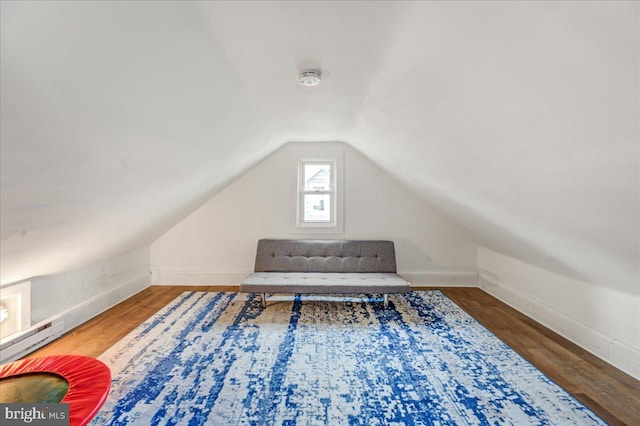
[{"left": 254, "top": 239, "right": 397, "bottom": 273}]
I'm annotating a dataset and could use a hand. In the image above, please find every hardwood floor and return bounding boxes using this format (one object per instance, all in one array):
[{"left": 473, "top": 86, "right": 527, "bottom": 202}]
[
  {"left": 434, "top": 287, "right": 640, "bottom": 426},
  {"left": 28, "top": 286, "right": 640, "bottom": 425}
]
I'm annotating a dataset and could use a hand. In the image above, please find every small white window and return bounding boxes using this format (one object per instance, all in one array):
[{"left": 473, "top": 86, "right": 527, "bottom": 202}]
[
  {"left": 297, "top": 159, "right": 340, "bottom": 228},
  {"left": 0, "top": 281, "right": 31, "bottom": 340}
]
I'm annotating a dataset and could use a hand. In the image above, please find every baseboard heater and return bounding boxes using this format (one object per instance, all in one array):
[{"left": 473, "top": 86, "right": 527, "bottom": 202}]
[{"left": 0, "top": 316, "right": 64, "bottom": 363}]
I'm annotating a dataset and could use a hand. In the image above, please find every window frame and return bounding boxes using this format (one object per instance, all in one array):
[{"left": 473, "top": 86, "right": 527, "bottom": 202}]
[{"left": 296, "top": 158, "right": 342, "bottom": 230}]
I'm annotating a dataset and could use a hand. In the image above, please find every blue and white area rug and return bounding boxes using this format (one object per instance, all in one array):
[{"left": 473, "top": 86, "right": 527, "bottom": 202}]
[{"left": 91, "top": 291, "right": 604, "bottom": 425}]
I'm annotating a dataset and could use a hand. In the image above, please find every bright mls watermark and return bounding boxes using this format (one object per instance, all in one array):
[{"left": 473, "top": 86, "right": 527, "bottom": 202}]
[{"left": 0, "top": 404, "right": 69, "bottom": 425}]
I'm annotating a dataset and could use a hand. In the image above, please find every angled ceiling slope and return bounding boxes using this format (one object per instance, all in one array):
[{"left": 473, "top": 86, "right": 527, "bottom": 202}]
[{"left": 1, "top": 2, "right": 638, "bottom": 295}]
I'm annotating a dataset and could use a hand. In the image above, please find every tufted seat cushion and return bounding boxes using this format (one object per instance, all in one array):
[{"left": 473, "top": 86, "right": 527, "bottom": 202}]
[{"left": 240, "top": 272, "right": 410, "bottom": 294}]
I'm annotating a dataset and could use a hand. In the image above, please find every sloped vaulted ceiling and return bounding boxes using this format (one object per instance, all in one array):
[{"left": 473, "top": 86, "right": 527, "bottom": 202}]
[{"left": 1, "top": 2, "right": 638, "bottom": 294}]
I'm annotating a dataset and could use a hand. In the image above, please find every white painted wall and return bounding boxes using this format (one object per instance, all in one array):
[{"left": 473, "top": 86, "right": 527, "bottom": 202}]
[
  {"left": 151, "top": 142, "right": 478, "bottom": 285},
  {"left": 29, "top": 247, "right": 150, "bottom": 331},
  {"left": 478, "top": 247, "right": 639, "bottom": 380}
]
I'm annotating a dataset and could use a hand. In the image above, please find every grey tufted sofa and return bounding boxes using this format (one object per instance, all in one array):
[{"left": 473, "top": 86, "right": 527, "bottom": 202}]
[{"left": 240, "top": 239, "right": 410, "bottom": 308}]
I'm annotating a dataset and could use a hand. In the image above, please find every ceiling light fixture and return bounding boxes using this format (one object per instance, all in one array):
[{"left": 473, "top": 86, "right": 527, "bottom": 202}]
[{"left": 298, "top": 70, "right": 321, "bottom": 87}]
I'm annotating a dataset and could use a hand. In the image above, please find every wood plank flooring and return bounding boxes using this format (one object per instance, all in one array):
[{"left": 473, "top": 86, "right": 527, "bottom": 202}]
[{"left": 27, "top": 286, "right": 640, "bottom": 425}]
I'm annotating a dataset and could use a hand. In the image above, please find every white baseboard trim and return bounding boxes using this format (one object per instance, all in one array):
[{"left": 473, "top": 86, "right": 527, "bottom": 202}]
[
  {"left": 57, "top": 273, "right": 151, "bottom": 332},
  {"left": 403, "top": 270, "right": 478, "bottom": 287},
  {"left": 151, "top": 270, "right": 249, "bottom": 285},
  {"left": 478, "top": 273, "right": 640, "bottom": 380},
  {"left": 3, "top": 273, "right": 150, "bottom": 361}
]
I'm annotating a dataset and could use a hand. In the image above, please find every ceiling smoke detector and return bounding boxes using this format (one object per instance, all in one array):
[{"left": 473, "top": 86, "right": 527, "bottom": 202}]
[{"left": 298, "top": 70, "right": 321, "bottom": 87}]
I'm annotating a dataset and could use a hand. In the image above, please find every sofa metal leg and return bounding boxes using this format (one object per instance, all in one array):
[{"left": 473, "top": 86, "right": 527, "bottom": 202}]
[
  {"left": 383, "top": 294, "right": 389, "bottom": 309},
  {"left": 261, "top": 293, "right": 267, "bottom": 308}
]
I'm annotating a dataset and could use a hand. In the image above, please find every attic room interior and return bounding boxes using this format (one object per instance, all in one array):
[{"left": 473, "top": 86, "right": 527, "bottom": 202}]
[{"left": 0, "top": 1, "right": 638, "bottom": 425}]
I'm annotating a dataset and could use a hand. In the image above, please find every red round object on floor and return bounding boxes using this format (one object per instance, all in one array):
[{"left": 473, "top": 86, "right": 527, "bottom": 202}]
[{"left": 0, "top": 355, "right": 111, "bottom": 426}]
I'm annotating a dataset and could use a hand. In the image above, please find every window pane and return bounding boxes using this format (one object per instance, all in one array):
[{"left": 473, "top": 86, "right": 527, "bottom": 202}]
[
  {"left": 304, "top": 163, "right": 331, "bottom": 191},
  {"left": 303, "top": 194, "right": 331, "bottom": 222}
]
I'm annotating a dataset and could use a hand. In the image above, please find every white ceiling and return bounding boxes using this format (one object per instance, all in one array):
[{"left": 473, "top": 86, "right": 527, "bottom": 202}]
[{"left": 1, "top": 1, "right": 638, "bottom": 294}]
